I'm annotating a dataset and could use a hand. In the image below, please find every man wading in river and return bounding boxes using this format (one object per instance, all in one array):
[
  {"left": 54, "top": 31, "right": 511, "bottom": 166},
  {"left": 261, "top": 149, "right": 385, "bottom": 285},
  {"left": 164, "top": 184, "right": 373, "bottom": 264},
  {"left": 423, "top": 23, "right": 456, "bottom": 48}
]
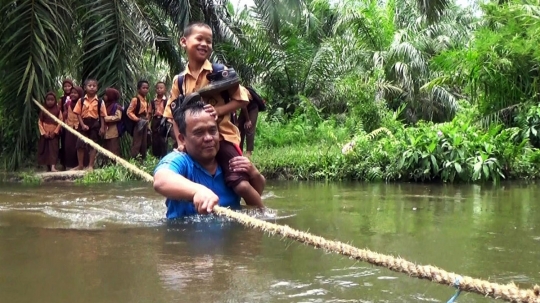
[{"left": 153, "top": 93, "right": 266, "bottom": 219}]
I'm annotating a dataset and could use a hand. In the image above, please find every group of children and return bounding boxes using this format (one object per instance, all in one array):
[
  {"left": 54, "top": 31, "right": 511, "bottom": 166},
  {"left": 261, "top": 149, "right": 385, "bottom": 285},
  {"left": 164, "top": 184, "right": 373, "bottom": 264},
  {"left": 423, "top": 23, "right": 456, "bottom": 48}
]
[
  {"left": 38, "top": 21, "right": 266, "bottom": 209},
  {"left": 37, "top": 79, "right": 172, "bottom": 172}
]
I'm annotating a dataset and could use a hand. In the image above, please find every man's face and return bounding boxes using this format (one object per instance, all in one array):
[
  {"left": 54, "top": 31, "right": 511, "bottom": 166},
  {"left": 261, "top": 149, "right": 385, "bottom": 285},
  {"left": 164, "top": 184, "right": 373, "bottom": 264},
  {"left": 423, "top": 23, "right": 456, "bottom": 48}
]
[{"left": 179, "top": 110, "right": 219, "bottom": 161}]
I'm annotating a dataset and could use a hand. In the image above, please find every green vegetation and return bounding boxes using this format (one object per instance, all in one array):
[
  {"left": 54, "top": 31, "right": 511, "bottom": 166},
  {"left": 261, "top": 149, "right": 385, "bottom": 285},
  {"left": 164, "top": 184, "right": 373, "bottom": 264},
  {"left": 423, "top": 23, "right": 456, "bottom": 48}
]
[
  {"left": 78, "top": 155, "right": 160, "bottom": 184},
  {"left": 253, "top": 101, "right": 540, "bottom": 183},
  {"left": 4, "top": 0, "right": 540, "bottom": 185}
]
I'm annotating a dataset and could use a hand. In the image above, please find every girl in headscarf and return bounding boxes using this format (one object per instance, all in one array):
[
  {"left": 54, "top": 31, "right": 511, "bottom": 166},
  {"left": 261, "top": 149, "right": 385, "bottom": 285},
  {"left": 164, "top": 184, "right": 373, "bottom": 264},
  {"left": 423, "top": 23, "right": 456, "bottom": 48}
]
[
  {"left": 62, "top": 86, "right": 85, "bottom": 169},
  {"left": 59, "top": 79, "right": 73, "bottom": 169},
  {"left": 37, "top": 92, "right": 63, "bottom": 172},
  {"left": 102, "top": 88, "right": 123, "bottom": 156}
]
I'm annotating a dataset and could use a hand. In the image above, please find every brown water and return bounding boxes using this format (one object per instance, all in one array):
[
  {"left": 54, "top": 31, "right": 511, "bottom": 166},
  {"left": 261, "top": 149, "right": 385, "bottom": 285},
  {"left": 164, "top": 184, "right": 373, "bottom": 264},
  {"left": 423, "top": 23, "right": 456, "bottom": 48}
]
[{"left": 0, "top": 181, "right": 539, "bottom": 303}]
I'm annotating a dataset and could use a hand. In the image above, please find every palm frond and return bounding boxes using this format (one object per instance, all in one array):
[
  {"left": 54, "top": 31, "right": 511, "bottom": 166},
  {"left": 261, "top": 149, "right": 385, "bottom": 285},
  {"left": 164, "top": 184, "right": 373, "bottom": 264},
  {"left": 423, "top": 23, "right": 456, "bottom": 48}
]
[
  {"left": 0, "top": 0, "right": 71, "bottom": 169},
  {"left": 415, "top": 0, "right": 451, "bottom": 24},
  {"left": 79, "top": 0, "right": 148, "bottom": 100}
]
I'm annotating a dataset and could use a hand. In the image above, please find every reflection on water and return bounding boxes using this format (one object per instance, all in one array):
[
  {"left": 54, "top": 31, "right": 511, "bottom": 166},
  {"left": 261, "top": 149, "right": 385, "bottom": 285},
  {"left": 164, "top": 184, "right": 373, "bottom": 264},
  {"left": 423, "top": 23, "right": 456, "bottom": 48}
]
[{"left": 0, "top": 181, "right": 539, "bottom": 302}]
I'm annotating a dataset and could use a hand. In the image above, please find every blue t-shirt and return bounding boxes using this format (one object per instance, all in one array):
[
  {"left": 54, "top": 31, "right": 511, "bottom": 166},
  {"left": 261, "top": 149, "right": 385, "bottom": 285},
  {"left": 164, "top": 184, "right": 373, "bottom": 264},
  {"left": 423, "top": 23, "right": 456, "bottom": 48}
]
[{"left": 154, "top": 152, "right": 241, "bottom": 219}]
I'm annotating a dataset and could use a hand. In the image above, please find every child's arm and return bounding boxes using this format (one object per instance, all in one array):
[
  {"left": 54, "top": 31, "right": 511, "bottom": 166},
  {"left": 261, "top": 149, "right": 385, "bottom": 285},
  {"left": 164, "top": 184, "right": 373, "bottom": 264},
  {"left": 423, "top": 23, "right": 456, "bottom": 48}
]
[
  {"left": 53, "top": 107, "right": 63, "bottom": 135},
  {"left": 147, "top": 101, "right": 152, "bottom": 121},
  {"left": 73, "top": 100, "right": 87, "bottom": 129},
  {"left": 104, "top": 107, "right": 122, "bottom": 122},
  {"left": 126, "top": 98, "right": 140, "bottom": 121},
  {"left": 62, "top": 104, "right": 69, "bottom": 120},
  {"left": 214, "top": 85, "right": 250, "bottom": 116},
  {"left": 99, "top": 103, "right": 107, "bottom": 135},
  {"left": 38, "top": 114, "right": 46, "bottom": 136},
  {"left": 239, "top": 105, "right": 250, "bottom": 121}
]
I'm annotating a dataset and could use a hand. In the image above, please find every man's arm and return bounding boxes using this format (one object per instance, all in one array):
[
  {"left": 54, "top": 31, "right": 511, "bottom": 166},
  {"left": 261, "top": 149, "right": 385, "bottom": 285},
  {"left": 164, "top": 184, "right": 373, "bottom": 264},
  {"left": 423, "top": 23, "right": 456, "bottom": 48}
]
[
  {"left": 153, "top": 153, "right": 219, "bottom": 213},
  {"left": 153, "top": 169, "right": 208, "bottom": 201}
]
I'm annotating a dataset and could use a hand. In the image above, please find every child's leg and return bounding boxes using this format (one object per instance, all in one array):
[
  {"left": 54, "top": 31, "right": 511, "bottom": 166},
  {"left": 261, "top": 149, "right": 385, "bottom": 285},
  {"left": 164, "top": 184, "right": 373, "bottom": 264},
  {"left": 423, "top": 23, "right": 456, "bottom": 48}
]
[
  {"left": 141, "top": 128, "right": 148, "bottom": 160},
  {"left": 245, "top": 108, "right": 259, "bottom": 158},
  {"left": 234, "top": 180, "right": 264, "bottom": 208},
  {"left": 72, "top": 133, "right": 87, "bottom": 170},
  {"left": 130, "top": 127, "right": 142, "bottom": 158},
  {"left": 238, "top": 112, "right": 246, "bottom": 152},
  {"left": 50, "top": 135, "right": 59, "bottom": 172},
  {"left": 72, "top": 149, "right": 85, "bottom": 170},
  {"left": 216, "top": 140, "right": 264, "bottom": 208},
  {"left": 86, "top": 120, "right": 100, "bottom": 170},
  {"left": 87, "top": 148, "right": 97, "bottom": 170}
]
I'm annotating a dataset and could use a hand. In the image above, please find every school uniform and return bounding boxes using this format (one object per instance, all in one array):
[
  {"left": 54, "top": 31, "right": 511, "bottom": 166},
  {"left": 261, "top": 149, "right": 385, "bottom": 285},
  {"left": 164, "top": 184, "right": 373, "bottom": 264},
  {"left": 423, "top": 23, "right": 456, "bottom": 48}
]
[
  {"left": 58, "top": 95, "right": 69, "bottom": 167},
  {"left": 163, "top": 60, "right": 250, "bottom": 188},
  {"left": 127, "top": 94, "right": 148, "bottom": 159},
  {"left": 238, "top": 89, "right": 260, "bottom": 152},
  {"left": 103, "top": 102, "right": 122, "bottom": 156},
  {"left": 62, "top": 97, "right": 81, "bottom": 167},
  {"left": 149, "top": 96, "right": 167, "bottom": 158},
  {"left": 37, "top": 104, "right": 63, "bottom": 166},
  {"left": 73, "top": 95, "right": 107, "bottom": 150}
]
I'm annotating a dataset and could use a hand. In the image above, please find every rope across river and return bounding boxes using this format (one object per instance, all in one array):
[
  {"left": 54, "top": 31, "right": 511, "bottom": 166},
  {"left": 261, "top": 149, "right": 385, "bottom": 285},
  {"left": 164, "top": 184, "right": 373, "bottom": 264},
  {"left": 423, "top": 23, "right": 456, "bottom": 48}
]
[{"left": 34, "top": 98, "right": 540, "bottom": 302}]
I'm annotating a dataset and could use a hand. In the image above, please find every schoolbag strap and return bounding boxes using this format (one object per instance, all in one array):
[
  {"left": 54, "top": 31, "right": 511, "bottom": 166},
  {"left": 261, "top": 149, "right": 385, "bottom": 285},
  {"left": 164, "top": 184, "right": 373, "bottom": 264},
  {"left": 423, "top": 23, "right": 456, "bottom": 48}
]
[
  {"left": 135, "top": 97, "right": 141, "bottom": 114},
  {"left": 178, "top": 74, "right": 185, "bottom": 96}
]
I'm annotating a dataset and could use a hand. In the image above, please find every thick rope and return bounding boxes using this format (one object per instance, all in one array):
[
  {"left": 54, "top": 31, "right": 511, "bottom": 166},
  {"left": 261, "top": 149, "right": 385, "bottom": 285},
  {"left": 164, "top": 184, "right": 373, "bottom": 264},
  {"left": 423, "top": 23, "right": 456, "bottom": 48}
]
[{"left": 33, "top": 99, "right": 540, "bottom": 302}]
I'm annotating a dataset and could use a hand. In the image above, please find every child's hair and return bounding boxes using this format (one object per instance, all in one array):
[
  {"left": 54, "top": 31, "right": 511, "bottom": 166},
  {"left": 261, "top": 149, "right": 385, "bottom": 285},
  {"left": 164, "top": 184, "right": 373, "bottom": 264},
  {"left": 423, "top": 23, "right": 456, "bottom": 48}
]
[
  {"left": 84, "top": 78, "right": 98, "bottom": 87},
  {"left": 182, "top": 22, "right": 211, "bottom": 37},
  {"left": 137, "top": 80, "right": 149, "bottom": 89},
  {"left": 45, "top": 91, "right": 57, "bottom": 101},
  {"left": 62, "top": 79, "right": 74, "bottom": 87},
  {"left": 105, "top": 88, "right": 121, "bottom": 103},
  {"left": 155, "top": 81, "right": 166, "bottom": 87},
  {"left": 71, "top": 86, "right": 84, "bottom": 100}
]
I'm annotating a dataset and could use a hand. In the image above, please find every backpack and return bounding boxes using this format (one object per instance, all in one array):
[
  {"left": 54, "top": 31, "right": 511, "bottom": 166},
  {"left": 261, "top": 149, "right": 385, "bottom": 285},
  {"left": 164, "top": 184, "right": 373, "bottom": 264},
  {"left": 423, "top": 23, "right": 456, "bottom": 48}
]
[
  {"left": 245, "top": 86, "right": 267, "bottom": 112},
  {"left": 158, "top": 63, "right": 231, "bottom": 137},
  {"left": 121, "top": 97, "right": 141, "bottom": 136}
]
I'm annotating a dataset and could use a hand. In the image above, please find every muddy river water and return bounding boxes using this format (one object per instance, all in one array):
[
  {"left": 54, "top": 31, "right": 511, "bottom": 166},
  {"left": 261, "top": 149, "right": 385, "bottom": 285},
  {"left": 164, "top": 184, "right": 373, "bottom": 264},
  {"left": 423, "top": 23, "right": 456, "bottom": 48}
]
[{"left": 0, "top": 181, "right": 538, "bottom": 302}]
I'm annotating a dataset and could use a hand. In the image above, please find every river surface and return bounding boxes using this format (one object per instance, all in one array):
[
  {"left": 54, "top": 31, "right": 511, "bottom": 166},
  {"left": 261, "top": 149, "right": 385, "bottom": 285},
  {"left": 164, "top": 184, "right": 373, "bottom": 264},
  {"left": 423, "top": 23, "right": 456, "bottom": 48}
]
[{"left": 0, "top": 180, "right": 539, "bottom": 303}]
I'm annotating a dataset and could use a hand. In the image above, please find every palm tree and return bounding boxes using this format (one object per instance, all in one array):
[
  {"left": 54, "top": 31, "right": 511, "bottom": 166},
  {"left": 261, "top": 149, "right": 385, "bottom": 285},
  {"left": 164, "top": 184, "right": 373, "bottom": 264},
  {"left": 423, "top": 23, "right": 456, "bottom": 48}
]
[
  {"left": 0, "top": 0, "right": 453, "bottom": 169},
  {"left": 0, "top": 0, "right": 239, "bottom": 169}
]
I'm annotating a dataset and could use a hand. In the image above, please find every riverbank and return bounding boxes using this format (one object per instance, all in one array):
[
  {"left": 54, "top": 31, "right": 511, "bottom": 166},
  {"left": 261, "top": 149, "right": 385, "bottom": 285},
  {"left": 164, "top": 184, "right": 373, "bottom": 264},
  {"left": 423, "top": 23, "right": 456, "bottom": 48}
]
[
  {"left": 7, "top": 140, "right": 540, "bottom": 185},
  {"left": 4, "top": 170, "right": 92, "bottom": 183},
  {"left": 6, "top": 102, "right": 540, "bottom": 185}
]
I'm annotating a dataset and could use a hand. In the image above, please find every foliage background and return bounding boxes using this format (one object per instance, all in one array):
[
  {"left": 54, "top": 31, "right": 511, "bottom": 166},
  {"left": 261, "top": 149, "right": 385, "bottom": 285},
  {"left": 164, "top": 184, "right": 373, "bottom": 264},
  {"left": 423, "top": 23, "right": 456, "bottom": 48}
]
[{"left": 3, "top": 0, "right": 540, "bottom": 183}]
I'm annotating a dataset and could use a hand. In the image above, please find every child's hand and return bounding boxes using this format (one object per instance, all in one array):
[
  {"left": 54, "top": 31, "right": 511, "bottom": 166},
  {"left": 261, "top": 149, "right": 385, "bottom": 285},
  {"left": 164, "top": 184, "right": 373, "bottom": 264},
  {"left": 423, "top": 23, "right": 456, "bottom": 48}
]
[
  {"left": 244, "top": 120, "right": 253, "bottom": 131},
  {"left": 203, "top": 104, "right": 218, "bottom": 120},
  {"left": 99, "top": 127, "right": 105, "bottom": 136},
  {"left": 81, "top": 124, "right": 89, "bottom": 131}
]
